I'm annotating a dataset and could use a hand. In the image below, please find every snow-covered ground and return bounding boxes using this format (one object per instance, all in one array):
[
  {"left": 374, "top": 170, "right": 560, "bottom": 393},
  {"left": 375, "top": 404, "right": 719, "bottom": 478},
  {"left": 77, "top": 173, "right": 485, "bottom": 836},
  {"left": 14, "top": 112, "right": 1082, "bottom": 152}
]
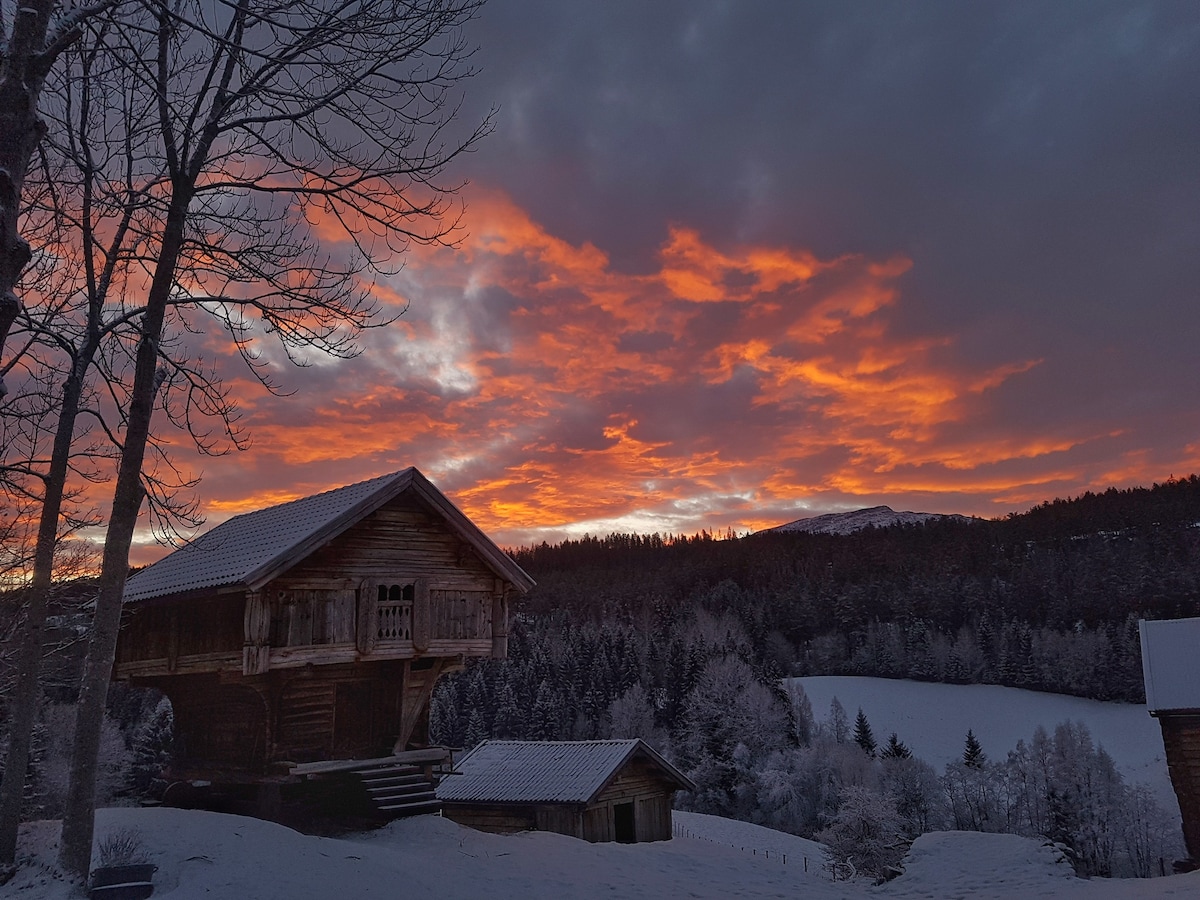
[
  {"left": 795, "top": 675, "right": 1179, "bottom": 819},
  {"left": 5, "top": 677, "right": 1191, "bottom": 898},
  {"left": 8, "top": 806, "right": 1200, "bottom": 899}
]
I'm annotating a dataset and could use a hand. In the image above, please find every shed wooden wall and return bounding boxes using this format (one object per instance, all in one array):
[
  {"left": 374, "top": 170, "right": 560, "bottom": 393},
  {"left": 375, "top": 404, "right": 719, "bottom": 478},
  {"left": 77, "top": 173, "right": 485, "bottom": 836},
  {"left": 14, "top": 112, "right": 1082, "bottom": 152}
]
[
  {"left": 588, "top": 758, "right": 676, "bottom": 842},
  {"left": 442, "top": 757, "right": 679, "bottom": 843},
  {"left": 1158, "top": 714, "right": 1200, "bottom": 860},
  {"left": 441, "top": 803, "right": 539, "bottom": 834}
]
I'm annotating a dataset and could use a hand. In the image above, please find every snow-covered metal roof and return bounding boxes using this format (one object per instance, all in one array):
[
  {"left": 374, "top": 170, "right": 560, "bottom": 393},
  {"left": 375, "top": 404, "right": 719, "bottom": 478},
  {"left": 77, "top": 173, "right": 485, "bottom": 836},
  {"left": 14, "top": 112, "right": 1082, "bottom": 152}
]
[
  {"left": 122, "top": 468, "right": 534, "bottom": 603},
  {"left": 1140, "top": 617, "right": 1200, "bottom": 712},
  {"left": 437, "top": 739, "right": 694, "bottom": 805}
]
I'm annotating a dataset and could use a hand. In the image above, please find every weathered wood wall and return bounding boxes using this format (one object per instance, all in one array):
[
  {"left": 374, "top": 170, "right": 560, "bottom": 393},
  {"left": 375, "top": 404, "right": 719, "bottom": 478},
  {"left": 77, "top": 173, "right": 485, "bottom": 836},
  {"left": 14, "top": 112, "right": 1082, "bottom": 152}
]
[
  {"left": 587, "top": 758, "right": 677, "bottom": 842},
  {"left": 442, "top": 758, "right": 680, "bottom": 843},
  {"left": 116, "top": 595, "right": 244, "bottom": 672},
  {"left": 1158, "top": 714, "right": 1200, "bottom": 860},
  {"left": 441, "top": 803, "right": 539, "bottom": 834}
]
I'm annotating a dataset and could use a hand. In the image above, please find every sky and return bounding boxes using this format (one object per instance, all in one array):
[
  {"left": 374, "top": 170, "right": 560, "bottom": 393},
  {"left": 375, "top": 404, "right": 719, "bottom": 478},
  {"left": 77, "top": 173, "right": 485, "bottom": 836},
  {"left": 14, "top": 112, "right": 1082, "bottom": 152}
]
[{"left": 128, "top": 0, "right": 1200, "bottom": 559}]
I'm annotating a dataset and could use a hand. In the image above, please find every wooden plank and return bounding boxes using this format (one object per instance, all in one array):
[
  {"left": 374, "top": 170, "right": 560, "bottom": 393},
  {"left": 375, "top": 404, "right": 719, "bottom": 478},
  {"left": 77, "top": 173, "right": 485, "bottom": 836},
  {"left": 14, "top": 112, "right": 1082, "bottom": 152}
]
[
  {"left": 290, "top": 748, "right": 451, "bottom": 776},
  {"left": 412, "top": 578, "right": 431, "bottom": 652},
  {"left": 116, "top": 651, "right": 242, "bottom": 678}
]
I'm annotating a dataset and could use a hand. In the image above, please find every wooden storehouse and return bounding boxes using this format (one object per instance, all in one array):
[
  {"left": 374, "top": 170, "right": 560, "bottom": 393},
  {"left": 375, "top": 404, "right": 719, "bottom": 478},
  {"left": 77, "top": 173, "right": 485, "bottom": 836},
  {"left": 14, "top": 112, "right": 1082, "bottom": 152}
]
[
  {"left": 437, "top": 739, "right": 695, "bottom": 843},
  {"left": 114, "top": 468, "right": 534, "bottom": 800},
  {"left": 1139, "top": 617, "right": 1200, "bottom": 866}
]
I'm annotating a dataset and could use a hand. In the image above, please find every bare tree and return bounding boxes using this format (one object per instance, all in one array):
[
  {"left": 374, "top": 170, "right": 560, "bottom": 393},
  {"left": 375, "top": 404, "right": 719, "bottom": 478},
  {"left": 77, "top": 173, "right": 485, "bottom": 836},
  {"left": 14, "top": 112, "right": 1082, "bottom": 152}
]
[
  {"left": 51, "top": 0, "right": 491, "bottom": 880},
  {"left": 0, "top": 1, "right": 115, "bottom": 400}
]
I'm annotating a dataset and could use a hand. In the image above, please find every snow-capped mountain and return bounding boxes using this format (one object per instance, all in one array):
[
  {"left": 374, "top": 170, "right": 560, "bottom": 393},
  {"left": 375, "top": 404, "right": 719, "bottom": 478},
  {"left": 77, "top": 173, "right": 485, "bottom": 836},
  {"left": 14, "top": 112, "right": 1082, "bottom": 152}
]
[{"left": 766, "top": 505, "right": 972, "bottom": 535}]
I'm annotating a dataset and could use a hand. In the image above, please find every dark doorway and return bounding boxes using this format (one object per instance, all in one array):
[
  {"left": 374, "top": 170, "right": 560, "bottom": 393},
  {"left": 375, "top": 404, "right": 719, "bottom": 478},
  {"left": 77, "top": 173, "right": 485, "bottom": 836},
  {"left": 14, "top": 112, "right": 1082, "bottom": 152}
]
[{"left": 613, "top": 801, "right": 636, "bottom": 843}]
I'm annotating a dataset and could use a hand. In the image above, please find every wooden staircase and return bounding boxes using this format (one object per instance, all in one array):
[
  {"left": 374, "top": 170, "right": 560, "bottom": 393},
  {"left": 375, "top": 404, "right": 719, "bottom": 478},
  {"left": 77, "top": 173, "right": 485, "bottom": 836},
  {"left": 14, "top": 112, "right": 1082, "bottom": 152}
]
[
  {"left": 357, "top": 762, "right": 441, "bottom": 818},
  {"left": 291, "top": 748, "right": 451, "bottom": 821}
]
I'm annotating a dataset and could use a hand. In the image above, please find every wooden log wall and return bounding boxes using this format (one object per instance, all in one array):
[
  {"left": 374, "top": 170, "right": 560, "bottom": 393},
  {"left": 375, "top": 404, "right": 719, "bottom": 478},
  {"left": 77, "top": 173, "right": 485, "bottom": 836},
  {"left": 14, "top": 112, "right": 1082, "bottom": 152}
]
[
  {"left": 1158, "top": 714, "right": 1200, "bottom": 860},
  {"left": 116, "top": 594, "right": 243, "bottom": 668}
]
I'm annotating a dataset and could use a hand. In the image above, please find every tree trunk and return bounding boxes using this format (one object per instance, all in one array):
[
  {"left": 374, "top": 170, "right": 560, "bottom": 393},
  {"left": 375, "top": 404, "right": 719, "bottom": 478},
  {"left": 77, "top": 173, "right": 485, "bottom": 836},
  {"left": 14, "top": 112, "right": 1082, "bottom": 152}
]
[
  {"left": 57, "top": 194, "right": 187, "bottom": 880},
  {"left": 0, "top": 0, "right": 56, "bottom": 399},
  {"left": 0, "top": 352, "right": 91, "bottom": 866}
]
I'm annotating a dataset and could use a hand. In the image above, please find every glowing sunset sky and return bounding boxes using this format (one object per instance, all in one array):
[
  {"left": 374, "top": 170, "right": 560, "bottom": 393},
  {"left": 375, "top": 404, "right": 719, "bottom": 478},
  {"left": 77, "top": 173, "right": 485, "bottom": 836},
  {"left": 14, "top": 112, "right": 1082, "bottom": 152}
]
[{"left": 130, "top": 1, "right": 1200, "bottom": 559}]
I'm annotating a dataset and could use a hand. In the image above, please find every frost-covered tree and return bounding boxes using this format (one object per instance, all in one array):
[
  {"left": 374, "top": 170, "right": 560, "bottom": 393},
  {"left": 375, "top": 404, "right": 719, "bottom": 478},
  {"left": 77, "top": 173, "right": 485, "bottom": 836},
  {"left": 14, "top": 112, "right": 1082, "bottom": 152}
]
[
  {"left": 786, "top": 681, "right": 815, "bottom": 746},
  {"left": 608, "top": 683, "right": 667, "bottom": 752},
  {"left": 827, "top": 697, "right": 849, "bottom": 744},
  {"left": 125, "top": 697, "right": 173, "bottom": 799},
  {"left": 677, "top": 656, "right": 791, "bottom": 815},
  {"left": 817, "top": 785, "right": 908, "bottom": 882}
]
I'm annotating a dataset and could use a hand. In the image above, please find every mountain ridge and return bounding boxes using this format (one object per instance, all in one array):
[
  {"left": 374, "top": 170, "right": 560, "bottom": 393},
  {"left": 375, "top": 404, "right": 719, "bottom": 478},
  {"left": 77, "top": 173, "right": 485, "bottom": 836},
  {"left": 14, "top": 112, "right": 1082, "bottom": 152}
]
[{"left": 766, "top": 504, "right": 974, "bottom": 535}]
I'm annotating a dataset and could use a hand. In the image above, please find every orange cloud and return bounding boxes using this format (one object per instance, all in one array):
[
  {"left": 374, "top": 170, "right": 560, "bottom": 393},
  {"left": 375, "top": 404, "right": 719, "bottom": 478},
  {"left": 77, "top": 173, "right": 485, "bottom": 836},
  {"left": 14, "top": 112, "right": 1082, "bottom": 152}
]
[{"left": 51, "top": 186, "right": 1187, "bottom": 561}]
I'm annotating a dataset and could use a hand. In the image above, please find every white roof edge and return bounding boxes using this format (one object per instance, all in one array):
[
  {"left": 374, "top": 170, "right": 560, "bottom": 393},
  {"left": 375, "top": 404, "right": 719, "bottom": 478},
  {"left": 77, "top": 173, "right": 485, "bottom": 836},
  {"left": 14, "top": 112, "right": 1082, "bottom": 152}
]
[{"left": 1140, "top": 616, "right": 1200, "bottom": 712}]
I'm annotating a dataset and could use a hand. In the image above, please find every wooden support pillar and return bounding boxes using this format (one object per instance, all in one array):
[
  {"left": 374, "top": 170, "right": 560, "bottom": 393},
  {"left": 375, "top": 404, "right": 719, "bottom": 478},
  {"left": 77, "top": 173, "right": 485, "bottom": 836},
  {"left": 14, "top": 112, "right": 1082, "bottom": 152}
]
[
  {"left": 357, "top": 579, "right": 378, "bottom": 654},
  {"left": 243, "top": 590, "right": 270, "bottom": 675},
  {"left": 393, "top": 658, "right": 447, "bottom": 753},
  {"left": 412, "top": 578, "right": 431, "bottom": 653},
  {"left": 491, "top": 580, "right": 509, "bottom": 660}
]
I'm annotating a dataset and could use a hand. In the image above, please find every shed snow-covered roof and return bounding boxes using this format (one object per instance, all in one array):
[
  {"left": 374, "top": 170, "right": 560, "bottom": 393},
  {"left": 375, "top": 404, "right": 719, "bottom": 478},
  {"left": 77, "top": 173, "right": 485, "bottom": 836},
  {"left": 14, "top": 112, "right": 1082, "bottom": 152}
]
[
  {"left": 1140, "top": 617, "right": 1200, "bottom": 712},
  {"left": 123, "top": 467, "right": 534, "bottom": 603},
  {"left": 437, "top": 739, "right": 694, "bottom": 805}
]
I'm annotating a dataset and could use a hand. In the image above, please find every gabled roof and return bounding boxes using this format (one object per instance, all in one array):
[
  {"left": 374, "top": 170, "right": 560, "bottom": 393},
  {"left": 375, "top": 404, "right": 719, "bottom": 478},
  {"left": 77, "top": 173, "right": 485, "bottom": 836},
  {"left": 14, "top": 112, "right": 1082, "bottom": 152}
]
[
  {"left": 436, "top": 739, "right": 695, "bottom": 805},
  {"left": 1140, "top": 617, "right": 1200, "bottom": 712},
  {"left": 123, "top": 467, "right": 534, "bottom": 603}
]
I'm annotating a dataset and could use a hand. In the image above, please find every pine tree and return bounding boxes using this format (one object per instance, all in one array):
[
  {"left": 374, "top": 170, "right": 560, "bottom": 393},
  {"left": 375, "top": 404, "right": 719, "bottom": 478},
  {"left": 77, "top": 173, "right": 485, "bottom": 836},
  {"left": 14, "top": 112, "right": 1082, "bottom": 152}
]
[
  {"left": 125, "top": 698, "right": 174, "bottom": 798},
  {"left": 881, "top": 732, "right": 912, "bottom": 760},
  {"left": 854, "top": 708, "right": 877, "bottom": 757},
  {"left": 463, "top": 708, "right": 488, "bottom": 750},
  {"left": 963, "top": 729, "right": 986, "bottom": 768}
]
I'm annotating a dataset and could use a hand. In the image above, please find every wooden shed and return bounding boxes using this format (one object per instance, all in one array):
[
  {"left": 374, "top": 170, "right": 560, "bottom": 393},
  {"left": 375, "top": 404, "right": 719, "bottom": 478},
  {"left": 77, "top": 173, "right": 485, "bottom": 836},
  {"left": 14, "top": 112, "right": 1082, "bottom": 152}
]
[
  {"left": 1140, "top": 616, "right": 1200, "bottom": 866},
  {"left": 437, "top": 739, "right": 695, "bottom": 843},
  {"left": 114, "top": 468, "right": 534, "bottom": 802}
]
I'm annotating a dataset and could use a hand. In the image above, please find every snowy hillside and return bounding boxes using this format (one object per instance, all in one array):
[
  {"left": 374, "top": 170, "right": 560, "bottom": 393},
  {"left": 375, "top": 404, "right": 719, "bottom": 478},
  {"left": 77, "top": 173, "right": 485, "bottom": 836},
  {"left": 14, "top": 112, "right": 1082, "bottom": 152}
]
[
  {"left": 10, "top": 806, "right": 1200, "bottom": 899},
  {"left": 795, "top": 676, "right": 1179, "bottom": 821},
  {"left": 766, "top": 505, "right": 972, "bottom": 534},
  {"left": 7, "top": 678, "right": 1192, "bottom": 898}
]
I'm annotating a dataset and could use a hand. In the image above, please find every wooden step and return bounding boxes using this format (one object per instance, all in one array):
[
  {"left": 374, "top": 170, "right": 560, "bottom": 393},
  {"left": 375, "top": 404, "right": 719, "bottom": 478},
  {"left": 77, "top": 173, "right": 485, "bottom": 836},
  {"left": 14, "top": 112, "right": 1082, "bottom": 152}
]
[
  {"left": 362, "top": 773, "right": 427, "bottom": 789},
  {"left": 372, "top": 787, "right": 439, "bottom": 806},
  {"left": 376, "top": 798, "right": 442, "bottom": 816}
]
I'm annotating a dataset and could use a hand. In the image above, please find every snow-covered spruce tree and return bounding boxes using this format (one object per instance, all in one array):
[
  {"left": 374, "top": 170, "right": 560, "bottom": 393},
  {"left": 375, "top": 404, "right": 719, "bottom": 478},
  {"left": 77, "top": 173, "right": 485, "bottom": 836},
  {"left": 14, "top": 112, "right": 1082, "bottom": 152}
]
[
  {"left": 853, "top": 708, "right": 877, "bottom": 757},
  {"left": 125, "top": 697, "right": 173, "bottom": 799}
]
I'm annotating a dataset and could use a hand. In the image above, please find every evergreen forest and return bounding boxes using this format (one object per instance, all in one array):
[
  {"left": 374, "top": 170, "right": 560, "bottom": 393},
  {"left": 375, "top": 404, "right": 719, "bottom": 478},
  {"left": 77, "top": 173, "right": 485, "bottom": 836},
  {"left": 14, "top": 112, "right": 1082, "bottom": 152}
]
[{"left": 430, "top": 476, "right": 1200, "bottom": 876}]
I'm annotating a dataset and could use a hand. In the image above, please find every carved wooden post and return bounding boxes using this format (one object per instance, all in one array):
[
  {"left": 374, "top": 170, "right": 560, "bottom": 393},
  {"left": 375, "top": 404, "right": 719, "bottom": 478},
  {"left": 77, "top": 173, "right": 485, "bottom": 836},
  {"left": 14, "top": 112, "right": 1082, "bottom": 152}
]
[
  {"left": 243, "top": 589, "right": 270, "bottom": 675},
  {"left": 412, "top": 578, "right": 431, "bottom": 653},
  {"left": 357, "top": 579, "right": 379, "bottom": 654},
  {"left": 491, "top": 580, "right": 509, "bottom": 659}
]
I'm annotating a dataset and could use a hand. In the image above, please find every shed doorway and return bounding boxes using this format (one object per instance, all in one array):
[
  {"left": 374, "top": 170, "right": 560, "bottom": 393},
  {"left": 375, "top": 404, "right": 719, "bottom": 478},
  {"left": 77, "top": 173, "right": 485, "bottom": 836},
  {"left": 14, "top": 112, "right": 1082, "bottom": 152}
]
[{"left": 613, "top": 801, "right": 635, "bottom": 843}]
